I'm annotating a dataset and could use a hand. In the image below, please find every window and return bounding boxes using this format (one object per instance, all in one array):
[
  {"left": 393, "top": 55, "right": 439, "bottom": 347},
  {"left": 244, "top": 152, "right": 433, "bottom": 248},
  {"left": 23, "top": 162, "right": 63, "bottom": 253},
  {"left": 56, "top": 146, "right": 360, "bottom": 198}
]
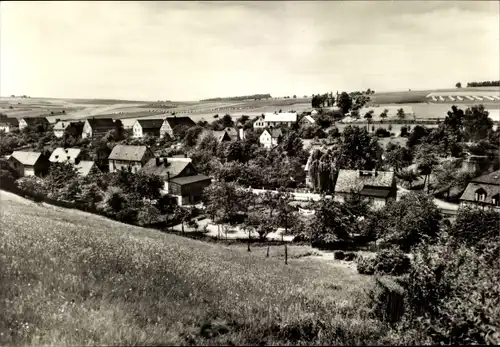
[
  {"left": 474, "top": 188, "right": 487, "bottom": 202},
  {"left": 493, "top": 194, "right": 499, "bottom": 206}
]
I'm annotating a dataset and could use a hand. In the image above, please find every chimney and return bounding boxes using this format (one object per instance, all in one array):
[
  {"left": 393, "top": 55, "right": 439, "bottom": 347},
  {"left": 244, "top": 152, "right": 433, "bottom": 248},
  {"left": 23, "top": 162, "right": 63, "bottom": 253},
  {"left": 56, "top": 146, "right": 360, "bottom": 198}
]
[{"left": 155, "top": 157, "right": 160, "bottom": 166}]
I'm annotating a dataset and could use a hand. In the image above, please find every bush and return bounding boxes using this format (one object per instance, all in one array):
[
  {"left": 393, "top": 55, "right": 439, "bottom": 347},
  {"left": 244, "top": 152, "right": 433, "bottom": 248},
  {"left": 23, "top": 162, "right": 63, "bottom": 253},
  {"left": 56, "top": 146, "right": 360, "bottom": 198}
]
[
  {"left": 344, "top": 252, "right": 357, "bottom": 261},
  {"left": 357, "top": 256, "right": 375, "bottom": 275},
  {"left": 333, "top": 250, "right": 345, "bottom": 260},
  {"left": 375, "top": 128, "right": 391, "bottom": 138},
  {"left": 372, "top": 248, "right": 411, "bottom": 276},
  {"left": 367, "top": 277, "right": 406, "bottom": 325}
]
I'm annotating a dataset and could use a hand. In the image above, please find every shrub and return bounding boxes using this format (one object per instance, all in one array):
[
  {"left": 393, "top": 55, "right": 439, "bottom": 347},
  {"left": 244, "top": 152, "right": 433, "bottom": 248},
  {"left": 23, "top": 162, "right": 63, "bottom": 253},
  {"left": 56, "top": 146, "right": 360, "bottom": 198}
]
[
  {"left": 375, "top": 128, "right": 391, "bottom": 138},
  {"left": 333, "top": 250, "right": 345, "bottom": 260},
  {"left": 367, "top": 277, "right": 406, "bottom": 325},
  {"left": 344, "top": 252, "right": 357, "bottom": 261},
  {"left": 357, "top": 256, "right": 375, "bottom": 275},
  {"left": 372, "top": 248, "right": 411, "bottom": 276},
  {"left": 116, "top": 207, "right": 139, "bottom": 224}
]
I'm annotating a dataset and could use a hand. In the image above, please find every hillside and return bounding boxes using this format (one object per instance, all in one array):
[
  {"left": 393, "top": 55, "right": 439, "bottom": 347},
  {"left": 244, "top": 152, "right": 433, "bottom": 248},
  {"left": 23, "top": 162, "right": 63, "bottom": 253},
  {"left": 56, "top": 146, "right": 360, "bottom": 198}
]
[{"left": 0, "top": 190, "right": 385, "bottom": 346}]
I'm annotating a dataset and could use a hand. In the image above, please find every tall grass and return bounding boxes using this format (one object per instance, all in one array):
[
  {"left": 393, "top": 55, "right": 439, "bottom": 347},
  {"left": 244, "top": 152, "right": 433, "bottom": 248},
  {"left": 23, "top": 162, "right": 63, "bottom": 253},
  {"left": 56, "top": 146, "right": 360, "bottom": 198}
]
[{"left": 0, "top": 191, "right": 390, "bottom": 345}]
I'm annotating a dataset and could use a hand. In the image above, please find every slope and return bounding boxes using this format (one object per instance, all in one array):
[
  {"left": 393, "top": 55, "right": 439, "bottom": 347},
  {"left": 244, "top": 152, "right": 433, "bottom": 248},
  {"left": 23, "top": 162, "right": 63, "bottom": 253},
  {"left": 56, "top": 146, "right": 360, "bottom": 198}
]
[{"left": 0, "top": 190, "right": 384, "bottom": 346}]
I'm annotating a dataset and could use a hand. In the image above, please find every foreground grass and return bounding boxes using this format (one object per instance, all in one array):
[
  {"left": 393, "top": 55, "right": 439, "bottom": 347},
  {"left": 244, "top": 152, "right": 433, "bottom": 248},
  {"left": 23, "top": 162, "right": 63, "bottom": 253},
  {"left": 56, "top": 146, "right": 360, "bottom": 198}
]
[{"left": 0, "top": 191, "right": 389, "bottom": 346}]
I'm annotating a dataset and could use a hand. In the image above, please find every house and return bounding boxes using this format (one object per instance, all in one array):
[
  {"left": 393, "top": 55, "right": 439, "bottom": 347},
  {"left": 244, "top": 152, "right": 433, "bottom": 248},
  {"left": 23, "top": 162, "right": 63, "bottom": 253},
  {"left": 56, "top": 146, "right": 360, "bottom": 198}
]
[
  {"left": 53, "top": 121, "right": 84, "bottom": 138},
  {"left": 160, "top": 116, "right": 196, "bottom": 138},
  {"left": 74, "top": 160, "right": 100, "bottom": 177},
  {"left": 49, "top": 147, "right": 91, "bottom": 164},
  {"left": 259, "top": 128, "right": 283, "bottom": 149},
  {"left": 108, "top": 145, "right": 155, "bottom": 173},
  {"left": 299, "top": 115, "right": 316, "bottom": 128},
  {"left": 140, "top": 156, "right": 211, "bottom": 206},
  {"left": 253, "top": 112, "right": 298, "bottom": 128},
  {"left": 19, "top": 117, "right": 50, "bottom": 131},
  {"left": 0, "top": 117, "right": 19, "bottom": 133},
  {"left": 459, "top": 170, "right": 500, "bottom": 212},
  {"left": 334, "top": 169, "right": 397, "bottom": 209},
  {"left": 304, "top": 152, "right": 315, "bottom": 188},
  {"left": 212, "top": 130, "right": 233, "bottom": 143},
  {"left": 8, "top": 151, "right": 50, "bottom": 177},
  {"left": 132, "top": 119, "right": 164, "bottom": 138},
  {"left": 81, "top": 118, "right": 115, "bottom": 139}
]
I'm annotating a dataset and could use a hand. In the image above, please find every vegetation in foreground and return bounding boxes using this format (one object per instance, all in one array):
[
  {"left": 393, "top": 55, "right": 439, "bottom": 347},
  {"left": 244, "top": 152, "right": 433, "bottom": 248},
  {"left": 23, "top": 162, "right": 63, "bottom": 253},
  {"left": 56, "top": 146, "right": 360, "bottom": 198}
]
[{"left": 0, "top": 191, "right": 387, "bottom": 346}]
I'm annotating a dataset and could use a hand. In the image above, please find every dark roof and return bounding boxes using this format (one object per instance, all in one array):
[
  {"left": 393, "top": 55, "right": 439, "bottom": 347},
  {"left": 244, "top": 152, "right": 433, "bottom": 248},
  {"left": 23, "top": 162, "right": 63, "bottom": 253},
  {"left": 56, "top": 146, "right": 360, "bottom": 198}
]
[
  {"left": 271, "top": 128, "right": 283, "bottom": 138},
  {"left": 163, "top": 116, "right": 195, "bottom": 128},
  {"left": 335, "top": 169, "right": 394, "bottom": 194},
  {"left": 212, "top": 130, "right": 233, "bottom": 143},
  {"left": 137, "top": 119, "right": 164, "bottom": 130},
  {"left": 108, "top": 145, "right": 150, "bottom": 161},
  {"left": 471, "top": 170, "right": 500, "bottom": 185},
  {"left": 140, "top": 157, "right": 193, "bottom": 178},
  {"left": 169, "top": 174, "right": 212, "bottom": 185},
  {"left": 21, "top": 117, "right": 49, "bottom": 125},
  {"left": 359, "top": 186, "right": 392, "bottom": 198},
  {"left": 0, "top": 118, "right": 19, "bottom": 126},
  {"left": 86, "top": 118, "right": 115, "bottom": 129},
  {"left": 459, "top": 181, "right": 500, "bottom": 205}
]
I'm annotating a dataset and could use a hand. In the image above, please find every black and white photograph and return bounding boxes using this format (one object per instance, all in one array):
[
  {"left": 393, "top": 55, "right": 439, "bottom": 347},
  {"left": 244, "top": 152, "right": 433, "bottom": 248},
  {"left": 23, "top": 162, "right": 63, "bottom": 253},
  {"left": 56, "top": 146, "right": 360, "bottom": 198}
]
[{"left": 0, "top": 1, "right": 499, "bottom": 345}]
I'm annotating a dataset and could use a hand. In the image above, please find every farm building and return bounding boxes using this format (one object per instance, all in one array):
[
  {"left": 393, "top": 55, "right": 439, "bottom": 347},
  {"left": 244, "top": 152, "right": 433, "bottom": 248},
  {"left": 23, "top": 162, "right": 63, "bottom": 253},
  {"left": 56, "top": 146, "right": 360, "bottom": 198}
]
[
  {"left": 8, "top": 151, "right": 50, "bottom": 177},
  {"left": 334, "top": 169, "right": 397, "bottom": 209},
  {"left": 53, "top": 121, "right": 84, "bottom": 138},
  {"left": 140, "top": 156, "right": 211, "bottom": 206},
  {"left": 259, "top": 128, "right": 282, "bottom": 149},
  {"left": 253, "top": 112, "right": 298, "bottom": 128},
  {"left": 160, "top": 116, "right": 196, "bottom": 138},
  {"left": 459, "top": 170, "right": 500, "bottom": 212},
  {"left": 0, "top": 117, "right": 19, "bottom": 133},
  {"left": 49, "top": 147, "right": 91, "bottom": 164},
  {"left": 82, "top": 118, "right": 115, "bottom": 139},
  {"left": 132, "top": 119, "right": 164, "bottom": 138},
  {"left": 19, "top": 117, "right": 50, "bottom": 131},
  {"left": 108, "top": 145, "right": 155, "bottom": 173}
]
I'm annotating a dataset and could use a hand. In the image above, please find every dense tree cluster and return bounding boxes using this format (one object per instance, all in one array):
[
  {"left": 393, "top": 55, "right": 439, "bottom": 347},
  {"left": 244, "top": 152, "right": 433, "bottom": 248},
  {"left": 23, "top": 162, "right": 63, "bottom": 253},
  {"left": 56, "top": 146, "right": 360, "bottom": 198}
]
[{"left": 466, "top": 80, "right": 500, "bottom": 87}]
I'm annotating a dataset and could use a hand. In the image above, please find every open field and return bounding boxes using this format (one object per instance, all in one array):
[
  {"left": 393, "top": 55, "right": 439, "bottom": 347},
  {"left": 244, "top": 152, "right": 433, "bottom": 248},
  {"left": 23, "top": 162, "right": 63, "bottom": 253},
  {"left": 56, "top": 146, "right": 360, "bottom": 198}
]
[{"left": 0, "top": 190, "right": 387, "bottom": 346}]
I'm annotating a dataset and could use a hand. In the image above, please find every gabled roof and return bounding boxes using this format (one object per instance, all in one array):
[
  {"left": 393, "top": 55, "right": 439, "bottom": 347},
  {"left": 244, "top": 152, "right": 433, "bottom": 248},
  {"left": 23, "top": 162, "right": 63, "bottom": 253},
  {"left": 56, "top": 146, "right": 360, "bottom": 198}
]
[
  {"left": 459, "top": 182, "right": 500, "bottom": 205},
  {"left": 10, "top": 151, "right": 43, "bottom": 166},
  {"left": 212, "top": 130, "right": 232, "bottom": 143},
  {"left": 140, "top": 157, "right": 194, "bottom": 179},
  {"left": 162, "top": 116, "right": 196, "bottom": 129},
  {"left": 136, "top": 119, "right": 164, "bottom": 130},
  {"left": 301, "top": 115, "right": 316, "bottom": 124},
  {"left": 334, "top": 169, "right": 395, "bottom": 194},
  {"left": 263, "top": 112, "right": 297, "bottom": 123},
  {"left": 53, "top": 121, "right": 72, "bottom": 130},
  {"left": 108, "top": 145, "right": 150, "bottom": 162},
  {"left": 0, "top": 118, "right": 19, "bottom": 127},
  {"left": 75, "top": 160, "right": 97, "bottom": 176},
  {"left": 49, "top": 147, "right": 82, "bottom": 163},
  {"left": 169, "top": 174, "right": 212, "bottom": 186},
  {"left": 261, "top": 128, "right": 283, "bottom": 138},
  {"left": 471, "top": 170, "right": 500, "bottom": 185},
  {"left": 21, "top": 117, "right": 49, "bottom": 125},
  {"left": 86, "top": 118, "right": 115, "bottom": 129}
]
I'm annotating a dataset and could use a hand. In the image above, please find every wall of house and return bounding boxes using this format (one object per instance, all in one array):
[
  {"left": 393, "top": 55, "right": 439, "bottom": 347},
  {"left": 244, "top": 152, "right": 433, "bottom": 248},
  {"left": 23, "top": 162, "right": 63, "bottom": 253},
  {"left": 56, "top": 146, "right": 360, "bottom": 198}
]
[
  {"left": 334, "top": 193, "right": 387, "bottom": 210},
  {"left": 160, "top": 123, "right": 173, "bottom": 138},
  {"left": 132, "top": 123, "right": 143, "bottom": 138},
  {"left": 108, "top": 160, "right": 143, "bottom": 173},
  {"left": 81, "top": 122, "right": 92, "bottom": 139},
  {"left": 54, "top": 129, "right": 65, "bottom": 138},
  {"left": 19, "top": 120, "right": 28, "bottom": 130}
]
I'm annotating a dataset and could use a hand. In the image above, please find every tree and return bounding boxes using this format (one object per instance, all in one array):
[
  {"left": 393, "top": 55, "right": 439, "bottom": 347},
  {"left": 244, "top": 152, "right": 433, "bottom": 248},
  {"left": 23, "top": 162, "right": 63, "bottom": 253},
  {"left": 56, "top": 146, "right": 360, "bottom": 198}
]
[
  {"left": 364, "top": 110, "right": 374, "bottom": 131},
  {"left": 222, "top": 114, "right": 234, "bottom": 128},
  {"left": 379, "top": 109, "right": 388, "bottom": 123},
  {"left": 397, "top": 108, "right": 405, "bottom": 121},
  {"left": 336, "top": 126, "right": 383, "bottom": 170},
  {"left": 463, "top": 105, "right": 493, "bottom": 142},
  {"left": 278, "top": 131, "right": 305, "bottom": 158},
  {"left": 385, "top": 143, "right": 413, "bottom": 172},
  {"left": 183, "top": 126, "right": 204, "bottom": 147},
  {"left": 376, "top": 192, "right": 442, "bottom": 251},
  {"left": 274, "top": 189, "right": 296, "bottom": 264},
  {"left": 46, "top": 161, "right": 79, "bottom": 196},
  {"left": 415, "top": 144, "right": 439, "bottom": 193},
  {"left": 455, "top": 82, "right": 462, "bottom": 88},
  {"left": 336, "top": 92, "right": 353, "bottom": 115},
  {"left": 449, "top": 207, "right": 500, "bottom": 249}
]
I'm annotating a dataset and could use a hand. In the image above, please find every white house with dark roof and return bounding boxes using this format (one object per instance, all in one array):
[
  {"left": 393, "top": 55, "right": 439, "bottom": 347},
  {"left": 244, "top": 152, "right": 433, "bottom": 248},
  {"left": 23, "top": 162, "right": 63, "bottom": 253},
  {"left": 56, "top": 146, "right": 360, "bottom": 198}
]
[
  {"left": 108, "top": 145, "right": 155, "bottom": 173},
  {"left": 459, "top": 170, "right": 500, "bottom": 212},
  {"left": 0, "top": 117, "right": 19, "bottom": 133},
  {"left": 49, "top": 147, "right": 90, "bottom": 164},
  {"left": 299, "top": 115, "right": 316, "bottom": 128},
  {"left": 8, "top": 151, "right": 50, "bottom": 177},
  {"left": 334, "top": 169, "right": 397, "bottom": 209},
  {"left": 82, "top": 118, "right": 115, "bottom": 139},
  {"left": 259, "top": 128, "right": 283, "bottom": 149},
  {"left": 132, "top": 119, "right": 164, "bottom": 138}
]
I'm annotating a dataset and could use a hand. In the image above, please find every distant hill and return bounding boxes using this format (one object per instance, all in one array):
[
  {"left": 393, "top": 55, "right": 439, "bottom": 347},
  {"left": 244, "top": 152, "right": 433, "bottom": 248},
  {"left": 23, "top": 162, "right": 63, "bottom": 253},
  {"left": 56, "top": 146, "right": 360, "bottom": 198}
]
[{"left": 201, "top": 94, "right": 272, "bottom": 102}]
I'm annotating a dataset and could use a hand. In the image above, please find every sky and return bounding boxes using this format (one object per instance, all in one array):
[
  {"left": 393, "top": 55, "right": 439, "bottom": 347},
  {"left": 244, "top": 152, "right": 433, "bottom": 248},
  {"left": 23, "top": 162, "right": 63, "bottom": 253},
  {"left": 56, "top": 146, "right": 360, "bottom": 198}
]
[{"left": 1, "top": 1, "right": 499, "bottom": 101}]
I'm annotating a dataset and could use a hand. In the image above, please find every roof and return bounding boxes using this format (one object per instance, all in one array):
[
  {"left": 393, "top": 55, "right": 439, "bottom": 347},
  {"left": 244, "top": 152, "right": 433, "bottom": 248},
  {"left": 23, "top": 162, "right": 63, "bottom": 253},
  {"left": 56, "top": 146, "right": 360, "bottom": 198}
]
[
  {"left": 471, "top": 170, "right": 500, "bottom": 185},
  {"left": 74, "top": 160, "right": 96, "bottom": 176},
  {"left": 262, "top": 128, "right": 283, "bottom": 138},
  {"left": 301, "top": 115, "right": 316, "bottom": 124},
  {"left": 263, "top": 112, "right": 297, "bottom": 123},
  {"left": 140, "top": 157, "right": 193, "bottom": 179},
  {"left": 53, "top": 121, "right": 72, "bottom": 130},
  {"left": 0, "top": 118, "right": 19, "bottom": 127},
  {"left": 163, "top": 116, "right": 196, "bottom": 129},
  {"left": 21, "top": 117, "right": 49, "bottom": 125},
  {"left": 86, "top": 118, "right": 115, "bottom": 129},
  {"left": 459, "top": 182, "right": 500, "bottom": 205},
  {"left": 169, "top": 174, "right": 212, "bottom": 185},
  {"left": 136, "top": 119, "right": 164, "bottom": 130},
  {"left": 10, "top": 151, "right": 43, "bottom": 166},
  {"left": 334, "top": 169, "right": 395, "bottom": 194},
  {"left": 108, "top": 145, "right": 150, "bottom": 162},
  {"left": 49, "top": 147, "right": 82, "bottom": 163},
  {"left": 212, "top": 130, "right": 232, "bottom": 143}
]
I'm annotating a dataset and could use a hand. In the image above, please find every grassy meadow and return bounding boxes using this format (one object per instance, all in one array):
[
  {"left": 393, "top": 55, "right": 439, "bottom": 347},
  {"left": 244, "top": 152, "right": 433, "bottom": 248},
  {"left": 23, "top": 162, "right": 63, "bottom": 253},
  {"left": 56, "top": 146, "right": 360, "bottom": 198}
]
[{"left": 0, "top": 190, "right": 390, "bottom": 346}]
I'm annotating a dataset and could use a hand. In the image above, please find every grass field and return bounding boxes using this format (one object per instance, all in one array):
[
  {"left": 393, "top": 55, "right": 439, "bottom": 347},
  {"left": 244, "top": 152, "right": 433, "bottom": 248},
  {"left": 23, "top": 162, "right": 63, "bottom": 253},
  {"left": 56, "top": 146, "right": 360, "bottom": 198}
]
[
  {"left": 370, "top": 87, "right": 500, "bottom": 104},
  {"left": 0, "top": 190, "right": 389, "bottom": 346}
]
